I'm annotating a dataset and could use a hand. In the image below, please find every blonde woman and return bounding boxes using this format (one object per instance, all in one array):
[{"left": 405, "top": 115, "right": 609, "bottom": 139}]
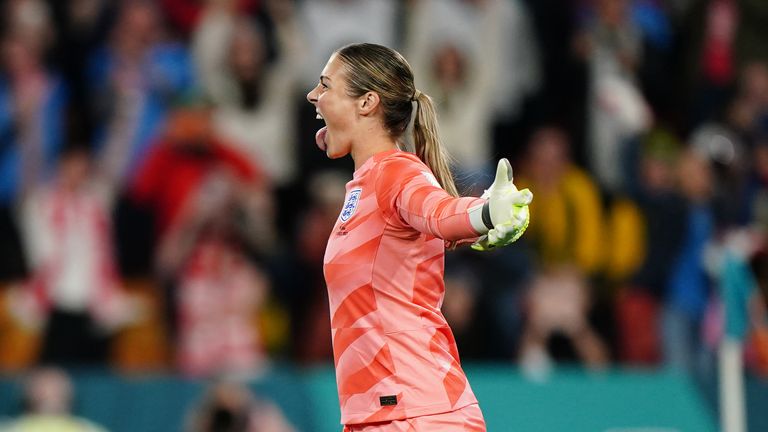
[{"left": 306, "top": 43, "right": 531, "bottom": 432}]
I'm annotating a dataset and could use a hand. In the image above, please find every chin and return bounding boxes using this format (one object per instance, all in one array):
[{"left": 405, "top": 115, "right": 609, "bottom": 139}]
[
  {"left": 326, "top": 148, "right": 347, "bottom": 159},
  {"left": 325, "top": 141, "right": 350, "bottom": 159}
]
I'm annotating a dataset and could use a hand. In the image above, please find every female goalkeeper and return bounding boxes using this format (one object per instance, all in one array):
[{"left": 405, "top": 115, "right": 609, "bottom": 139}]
[{"left": 306, "top": 43, "right": 531, "bottom": 432}]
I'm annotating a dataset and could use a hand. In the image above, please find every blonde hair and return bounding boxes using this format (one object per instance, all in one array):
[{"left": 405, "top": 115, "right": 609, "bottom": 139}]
[{"left": 335, "top": 43, "right": 458, "bottom": 197}]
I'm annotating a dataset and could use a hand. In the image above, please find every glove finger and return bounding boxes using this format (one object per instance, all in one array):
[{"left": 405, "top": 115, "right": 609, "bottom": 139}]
[
  {"left": 511, "top": 206, "right": 529, "bottom": 225},
  {"left": 495, "top": 222, "right": 511, "bottom": 235},
  {"left": 510, "top": 189, "right": 533, "bottom": 205},
  {"left": 503, "top": 159, "right": 514, "bottom": 182},
  {"left": 488, "top": 228, "right": 500, "bottom": 244},
  {"left": 493, "top": 158, "right": 513, "bottom": 187},
  {"left": 494, "top": 225, "right": 509, "bottom": 240}
]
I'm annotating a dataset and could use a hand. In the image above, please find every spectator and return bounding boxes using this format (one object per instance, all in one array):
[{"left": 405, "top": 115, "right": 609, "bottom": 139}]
[
  {"left": 517, "top": 127, "right": 605, "bottom": 275},
  {"left": 405, "top": 0, "right": 540, "bottom": 122},
  {"left": 0, "top": 32, "right": 67, "bottom": 206},
  {"left": 515, "top": 127, "right": 609, "bottom": 376},
  {"left": 95, "top": 0, "right": 198, "bottom": 279},
  {"left": 662, "top": 147, "right": 716, "bottom": 373},
  {"left": 130, "top": 100, "right": 271, "bottom": 241},
  {"left": 185, "top": 377, "right": 295, "bottom": 432},
  {"left": 5, "top": 367, "right": 108, "bottom": 432},
  {"left": 405, "top": 0, "right": 540, "bottom": 166},
  {"left": 158, "top": 169, "right": 272, "bottom": 377},
  {"left": 520, "top": 265, "right": 609, "bottom": 378},
  {"left": 88, "top": 0, "right": 195, "bottom": 193},
  {"left": 694, "top": 62, "right": 768, "bottom": 228},
  {"left": 192, "top": 0, "right": 302, "bottom": 186},
  {"left": 617, "top": 128, "right": 687, "bottom": 365},
  {"left": 0, "top": 8, "right": 68, "bottom": 279},
  {"left": 402, "top": 39, "right": 495, "bottom": 191},
  {"left": 11, "top": 148, "right": 136, "bottom": 366},
  {"left": 171, "top": 215, "right": 271, "bottom": 378},
  {"left": 131, "top": 101, "right": 274, "bottom": 376},
  {"left": 580, "top": 0, "right": 652, "bottom": 194}
]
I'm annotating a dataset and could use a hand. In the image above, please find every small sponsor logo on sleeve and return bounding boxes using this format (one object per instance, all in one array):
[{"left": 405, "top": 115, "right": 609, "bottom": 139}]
[{"left": 340, "top": 188, "right": 362, "bottom": 222}]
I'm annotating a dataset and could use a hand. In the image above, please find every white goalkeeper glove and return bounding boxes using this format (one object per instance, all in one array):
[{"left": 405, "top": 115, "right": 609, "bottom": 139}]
[{"left": 468, "top": 159, "right": 532, "bottom": 251}]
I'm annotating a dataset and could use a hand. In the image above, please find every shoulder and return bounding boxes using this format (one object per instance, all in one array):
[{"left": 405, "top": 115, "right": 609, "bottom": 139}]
[
  {"left": 372, "top": 151, "right": 445, "bottom": 209},
  {"left": 370, "top": 152, "right": 426, "bottom": 206},
  {"left": 376, "top": 151, "right": 428, "bottom": 177},
  {"left": 373, "top": 151, "right": 438, "bottom": 193}
]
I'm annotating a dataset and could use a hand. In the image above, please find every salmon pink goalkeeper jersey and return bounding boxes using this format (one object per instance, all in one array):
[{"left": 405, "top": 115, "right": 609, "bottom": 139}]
[{"left": 323, "top": 149, "right": 484, "bottom": 425}]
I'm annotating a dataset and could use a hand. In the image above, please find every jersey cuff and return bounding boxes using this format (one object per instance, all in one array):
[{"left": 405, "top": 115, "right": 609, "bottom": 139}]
[{"left": 468, "top": 202, "right": 489, "bottom": 234}]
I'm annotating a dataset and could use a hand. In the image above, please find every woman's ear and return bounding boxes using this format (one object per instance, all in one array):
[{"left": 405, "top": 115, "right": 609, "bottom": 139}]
[{"left": 358, "top": 91, "right": 380, "bottom": 116}]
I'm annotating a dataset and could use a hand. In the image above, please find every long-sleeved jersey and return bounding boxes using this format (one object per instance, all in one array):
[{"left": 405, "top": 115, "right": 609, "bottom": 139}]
[{"left": 323, "top": 149, "right": 483, "bottom": 425}]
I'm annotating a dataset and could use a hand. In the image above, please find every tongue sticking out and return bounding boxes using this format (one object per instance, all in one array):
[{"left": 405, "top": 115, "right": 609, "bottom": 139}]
[{"left": 315, "top": 126, "right": 328, "bottom": 151}]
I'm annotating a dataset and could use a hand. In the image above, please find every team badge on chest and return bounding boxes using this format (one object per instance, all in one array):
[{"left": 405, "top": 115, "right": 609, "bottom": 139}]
[{"left": 340, "top": 188, "right": 362, "bottom": 222}]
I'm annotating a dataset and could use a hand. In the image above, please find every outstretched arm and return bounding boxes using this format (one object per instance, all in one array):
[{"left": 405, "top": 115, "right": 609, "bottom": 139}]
[
  {"left": 375, "top": 155, "right": 482, "bottom": 241},
  {"left": 375, "top": 155, "right": 531, "bottom": 245}
]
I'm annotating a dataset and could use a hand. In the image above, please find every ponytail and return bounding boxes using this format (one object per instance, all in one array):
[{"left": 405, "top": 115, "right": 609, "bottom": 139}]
[
  {"left": 412, "top": 90, "right": 459, "bottom": 197},
  {"left": 333, "top": 44, "right": 459, "bottom": 197}
]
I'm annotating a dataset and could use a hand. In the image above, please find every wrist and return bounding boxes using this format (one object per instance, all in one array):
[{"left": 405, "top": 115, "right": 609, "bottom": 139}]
[
  {"left": 482, "top": 201, "right": 495, "bottom": 229},
  {"left": 468, "top": 201, "right": 491, "bottom": 234}
]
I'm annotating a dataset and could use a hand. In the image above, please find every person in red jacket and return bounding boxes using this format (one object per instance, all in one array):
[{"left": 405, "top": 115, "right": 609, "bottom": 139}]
[{"left": 131, "top": 100, "right": 275, "bottom": 374}]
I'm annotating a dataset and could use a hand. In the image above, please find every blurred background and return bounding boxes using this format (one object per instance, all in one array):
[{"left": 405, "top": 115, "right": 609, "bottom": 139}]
[{"left": 0, "top": 0, "right": 766, "bottom": 431}]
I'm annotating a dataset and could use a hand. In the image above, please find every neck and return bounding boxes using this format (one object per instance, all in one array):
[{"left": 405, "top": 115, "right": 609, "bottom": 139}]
[{"left": 350, "top": 128, "right": 399, "bottom": 170}]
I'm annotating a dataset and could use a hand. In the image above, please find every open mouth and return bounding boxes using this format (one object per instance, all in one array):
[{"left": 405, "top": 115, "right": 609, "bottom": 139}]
[{"left": 315, "top": 111, "right": 327, "bottom": 151}]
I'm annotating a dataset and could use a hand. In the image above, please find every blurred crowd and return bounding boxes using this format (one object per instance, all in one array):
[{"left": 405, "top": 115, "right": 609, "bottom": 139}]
[
  {"left": 0, "top": 0, "right": 767, "bottom": 407},
  {"left": 0, "top": 366, "right": 297, "bottom": 432}
]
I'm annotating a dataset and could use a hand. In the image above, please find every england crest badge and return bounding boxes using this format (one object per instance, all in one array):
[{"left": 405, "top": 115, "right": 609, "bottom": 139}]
[{"left": 340, "top": 188, "right": 362, "bottom": 222}]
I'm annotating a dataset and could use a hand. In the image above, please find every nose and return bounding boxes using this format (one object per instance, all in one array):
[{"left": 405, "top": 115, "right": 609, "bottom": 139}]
[{"left": 307, "top": 86, "right": 318, "bottom": 104}]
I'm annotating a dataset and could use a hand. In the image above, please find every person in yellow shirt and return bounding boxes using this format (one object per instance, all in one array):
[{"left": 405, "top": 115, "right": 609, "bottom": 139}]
[
  {"left": 516, "top": 127, "right": 604, "bottom": 274},
  {"left": 515, "top": 127, "right": 609, "bottom": 377}
]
